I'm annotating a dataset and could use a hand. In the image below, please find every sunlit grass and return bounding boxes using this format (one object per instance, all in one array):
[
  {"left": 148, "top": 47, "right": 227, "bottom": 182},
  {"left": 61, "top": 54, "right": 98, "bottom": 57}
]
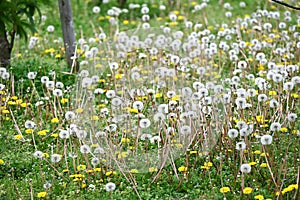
[{"left": 0, "top": 0, "right": 300, "bottom": 199}]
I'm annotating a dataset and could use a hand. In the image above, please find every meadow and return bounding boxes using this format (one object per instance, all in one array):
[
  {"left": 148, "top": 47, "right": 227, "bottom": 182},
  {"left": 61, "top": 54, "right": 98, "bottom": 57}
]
[{"left": 0, "top": 0, "right": 299, "bottom": 199}]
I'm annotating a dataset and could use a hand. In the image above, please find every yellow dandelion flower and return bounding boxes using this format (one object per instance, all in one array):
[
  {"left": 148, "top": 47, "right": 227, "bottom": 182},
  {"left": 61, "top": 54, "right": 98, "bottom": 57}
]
[
  {"left": 121, "top": 138, "right": 130, "bottom": 143},
  {"left": 77, "top": 165, "right": 86, "bottom": 171},
  {"left": 253, "top": 150, "right": 261, "bottom": 155},
  {"left": 91, "top": 115, "right": 99, "bottom": 121},
  {"left": 123, "top": 20, "right": 129, "bottom": 25},
  {"left": 155, "top": 93, "right": 163, "bottom": 98},
  {"left": 130, "top": 169, "right": 138, "bottom": 173},
  {"left": 280, "top": 127, "right": 288, "bottom": 132},
  {"left": 105, "top": 171, "right": 117, "bottom": 176},
  {"left": 98, "top": 16, "right": 105, "bottom": 21},
  {"left": 37, "top": 192, "right": 47, "bottom": 198},
  {"left": 43, "top": 153, "right": 50, "bottom": 158},
  {"left": 51, "top": 133, "right": 58, "bottom": 138},
  {"left": 94, "top": 168, "right": 102, "bottom": 172},
  {"left": 2, "top": 110, "right": 9, "bottom": 114},
  {"left": 219, "top": 187, "right": 230, "bottom": 193},
  {"left": 51, "top": 118, "right": 59, "bottom": 123},
  {"left": 190, "top": 151, "right": 197, "bottom": 155},
  {"left": 0, "top": 159, "right": 4, "bottom": 165},
  {"left": 249, "top": 162, "right": 256, "bottom": 166},
  {"left": 291, "top": 93, "right": 299, "bottom": 98},
  {"left": 14, "top": 134, "right": 23, "bottom": 140},
  {"left": 38, "top": 130, "right": 48, "bottom": 136},
  {"left": 25, "top": 129, "right": 34, "bottom": 134},
  {"left": 178, "top": 166, "right": 188, "bottom": 172},
  {"left": 292, "top": 130, "right": 299, "bottom": 135},
  {"left": 169, "top": 21, "right": 178, "bottom": 26},
  {"left": 254, "top": 194, "right": 264, "bottom": 200},
  {"left": 173, "top": 10, "right": 180, "bottom": 15},
  {"left": 243, "top": 187, "right": 253, "bottom": 194},
  {"left": 115, "top": 74, "right": 123, "bottom": 79},
  {"left": 20, "top": 102, "right": 27, "bottom": 107},
  {"left": 76, "top": 108, "right": 84, "bottom": 113},
  {"left": 149, "top": 167, "right": 158, "bottom": 173},
  {"left": 61, "top": 98, "right": 68, "bottom": 103},
  {"left": 260, "top": 163, "right": 267, "bottom": 168}
]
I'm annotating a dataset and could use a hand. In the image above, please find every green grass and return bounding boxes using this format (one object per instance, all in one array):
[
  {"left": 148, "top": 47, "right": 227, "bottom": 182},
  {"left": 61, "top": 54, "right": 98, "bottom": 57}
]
[{"left": 1, "top": 0, "right": 300, "bottom": 199}]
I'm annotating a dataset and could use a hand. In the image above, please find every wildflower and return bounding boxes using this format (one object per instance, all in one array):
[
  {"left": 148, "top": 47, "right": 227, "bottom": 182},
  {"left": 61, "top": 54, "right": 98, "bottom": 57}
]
[
  {"left": 240, "top": 164, "right": 251, "bottom": 173},
  {"left": 280, "top": 127, "right": 288, "bottom": 132},
  {"left": 228, "top": 128, "right": 239, "bottom": 138},
  {"left": 260, "top": 163, "right": 267, "bottom": 168},
  {"left": 47, "top": 25, "right": 55, "bottom": 32},
  {"left": 130, "top": 169, "right": 138, "bottom": 173},
  {"left": 258, "top": 94, "right": 268, "bottom": 102},
  {"left": 236, "top": 142, "right": 246, "bottom": 151},
  {"left": 37, "top": 192, "right": 47, "bottom": 198},
  {"left": 253, "top": 150, "right": 261, "bottom": 155},
  {"left": 235, "top": 97, "right": 247, "bottom": 109},
  {"left": 28, "top": 72, "right": 37, "bottom": 79},
  {"left": 254, "top": 195, "right": 264, "bottom": 200},
  {"left": 60, "top": 98, "right": 68, "bottom": 103},
  {"left": 180, "top": 125, "right": 191, "bottom": 135},
  {"left": 132, "top": 101, "right": 144, "bottom": 111},
  {"left": 51, "top": 154, "right": 62, "bottom": 163},
  {"left": 59, "top": 130, "right": 70, "bottom": 139},
  {"left": 243, "top": 187, "right": 253, "bottom": 194},
  {"left": 51, "top": 133, "right": 58, "bottom": 138},
  {"left": 105, "top": 182, "right": 116, "bottom": 192},
  {"left": 220, "top": 187, "right": 230, "bottom": 193},
  {"left": 13, "top": 134, "right": 22, "bottom": 141},
  {"left": 106, "top": 90, "right": 116, "bottom": 98},
  {"left": 91, "top": 158, "right": 99, "bottom": 166},
  {"left": 260, "top": 134, "right": 273, "bottom": 145},
  {"left": 25, "top": 120, "right": 36, "bottom": 129},
  {"left": 287, "top": 113, "right": 297, "bottom": 122},
  {"left": 0, "top": 159, "right": 4, "bottom": 165},
  {"left": 92, "top": 6, "right": 100, "bottom": 14},
  {"left": 46, "top": 81, "right": 55, "bottom": 89},
  {"left": 149, "top": 167, "right": 158, "bottom": 173},
  {"left": 269, "top": 99, "right": 279, "bottom": 108},
  {"left": 270, "top": 122, "right": 281, "bottom": 132},
  {"left": 77, "top": 165, "right": 86, "bottom": 171},
  {"left": 105, "top": 171, "right": 117, "bottom": 176},
  {"left": 140, "top": 134, "right": 152, "bottom": 141},
  {"left": 139, "top": 118, "right": 151, "bottom": 128},
  {"left": 178, "top": 166, "right": 188, "bottom": 172},
  {"left": 51, "top": 118, "right": 59, "bottom": 123},
  {"left": 25, "top": 129, "right": 34, "bottom": 134},
  {"left": 65, "top": 111, "right": 75, "bottom": 120},
  {"left": 38, "top": 130, "right": 48, "bottom": 136},
  {"left": 80, "top": 145, "right": 91, "bottom": 154},
  {"left": 121, "top": 138, "right": 130, "bottom": 143},
  {"left": 283, "top": 82, "right": 294, "bottom": 91}
]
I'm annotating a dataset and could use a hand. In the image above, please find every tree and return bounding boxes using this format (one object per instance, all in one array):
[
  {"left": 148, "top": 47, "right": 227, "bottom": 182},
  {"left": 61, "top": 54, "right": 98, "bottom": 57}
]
[
  {"left": 0, "top": 0, "right": 50, "bottom": 67},
  {"left": 58, "top": 0, "right": 79, "bottom": 72}
]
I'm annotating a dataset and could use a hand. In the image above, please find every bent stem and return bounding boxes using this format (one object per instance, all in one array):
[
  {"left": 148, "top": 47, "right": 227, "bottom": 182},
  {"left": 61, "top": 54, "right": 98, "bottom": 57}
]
[{"left": 262, "top": 145, "right": 277, "bottom": 188}]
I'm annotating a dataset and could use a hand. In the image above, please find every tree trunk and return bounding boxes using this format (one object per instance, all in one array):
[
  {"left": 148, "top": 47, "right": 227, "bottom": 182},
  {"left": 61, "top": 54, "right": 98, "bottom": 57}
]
[
  {"left": 0, "top": 21, "right": 12, "bottom": 68},
  {"left": 58, "top": 0, "right": 79, "bottom": 72}
]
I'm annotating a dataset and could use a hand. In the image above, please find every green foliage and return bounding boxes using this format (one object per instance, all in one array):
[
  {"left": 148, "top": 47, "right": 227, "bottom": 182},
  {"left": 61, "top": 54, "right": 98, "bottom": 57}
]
[{"left": 0, "top": 0, "right": 51, "bottom": 40}]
